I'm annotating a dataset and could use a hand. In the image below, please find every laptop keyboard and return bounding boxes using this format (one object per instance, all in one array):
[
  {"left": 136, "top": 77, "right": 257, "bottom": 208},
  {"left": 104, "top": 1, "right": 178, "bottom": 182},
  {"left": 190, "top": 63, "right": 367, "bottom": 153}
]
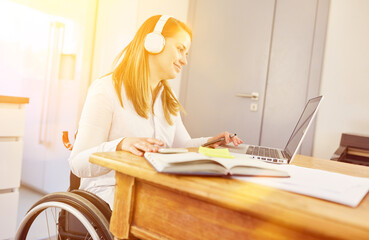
[{"left": 246, "top": 146, "right": 280, "bottom": 158}]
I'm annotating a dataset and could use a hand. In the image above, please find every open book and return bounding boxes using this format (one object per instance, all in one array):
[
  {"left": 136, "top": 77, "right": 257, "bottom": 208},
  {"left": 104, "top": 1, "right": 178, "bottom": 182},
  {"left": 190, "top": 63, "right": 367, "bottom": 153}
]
[{"left": 144, "top": 152, "right": 289, "bottom": 177}]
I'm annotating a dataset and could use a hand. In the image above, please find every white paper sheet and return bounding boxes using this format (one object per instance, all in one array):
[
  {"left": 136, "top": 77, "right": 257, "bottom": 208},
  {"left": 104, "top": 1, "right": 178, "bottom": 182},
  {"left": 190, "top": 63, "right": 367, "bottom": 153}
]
[{"left": 234, "top": 165, "right": 369, "bottom": 207}]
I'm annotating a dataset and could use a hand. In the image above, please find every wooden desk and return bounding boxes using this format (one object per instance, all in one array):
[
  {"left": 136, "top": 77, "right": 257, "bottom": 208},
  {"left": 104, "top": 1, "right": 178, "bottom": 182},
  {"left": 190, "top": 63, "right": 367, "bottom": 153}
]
[{"left": 90, "top": 151, "right": 369, "bottom": 240}]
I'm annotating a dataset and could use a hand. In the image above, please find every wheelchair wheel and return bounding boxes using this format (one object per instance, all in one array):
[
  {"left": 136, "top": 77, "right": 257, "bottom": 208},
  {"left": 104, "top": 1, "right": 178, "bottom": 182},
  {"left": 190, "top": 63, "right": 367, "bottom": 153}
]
[
  {"left": 71, "top": 189, "right": 112, "bottom": 222},
  {"left": 16, "top": 192, "right": 113, "bottom": 240}
]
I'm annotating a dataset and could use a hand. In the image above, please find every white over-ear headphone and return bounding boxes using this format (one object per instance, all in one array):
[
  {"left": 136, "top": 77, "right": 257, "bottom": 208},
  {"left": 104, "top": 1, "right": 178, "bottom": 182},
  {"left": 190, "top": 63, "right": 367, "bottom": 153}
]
[{"left": 144, "top": 15, "right": 172, "bottom": 54}]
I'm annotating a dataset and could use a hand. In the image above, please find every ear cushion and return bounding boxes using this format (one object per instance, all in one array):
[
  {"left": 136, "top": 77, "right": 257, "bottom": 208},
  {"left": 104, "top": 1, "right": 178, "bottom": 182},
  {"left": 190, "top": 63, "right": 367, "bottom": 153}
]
[{"left": 144, "top": 32, "right": 166, "bottom": 54}]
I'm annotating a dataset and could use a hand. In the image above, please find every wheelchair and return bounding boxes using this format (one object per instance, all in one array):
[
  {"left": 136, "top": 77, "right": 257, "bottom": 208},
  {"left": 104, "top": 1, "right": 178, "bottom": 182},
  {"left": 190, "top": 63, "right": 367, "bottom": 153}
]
[{"left": 15, "top": 131, "right": 113, "bottom": 240}]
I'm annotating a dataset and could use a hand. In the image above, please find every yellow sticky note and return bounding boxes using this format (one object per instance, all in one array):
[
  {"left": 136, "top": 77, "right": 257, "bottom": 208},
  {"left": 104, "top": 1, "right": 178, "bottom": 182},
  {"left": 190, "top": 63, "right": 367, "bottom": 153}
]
[{"left": 199, "top": 147, "right": 234, "bottom": 159}]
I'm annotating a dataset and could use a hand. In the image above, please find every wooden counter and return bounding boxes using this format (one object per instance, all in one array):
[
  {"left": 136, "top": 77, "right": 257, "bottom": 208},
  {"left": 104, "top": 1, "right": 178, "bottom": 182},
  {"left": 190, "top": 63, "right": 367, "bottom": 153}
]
[{"left": 0, "top": 95, "right": 29, "bottom": 104}]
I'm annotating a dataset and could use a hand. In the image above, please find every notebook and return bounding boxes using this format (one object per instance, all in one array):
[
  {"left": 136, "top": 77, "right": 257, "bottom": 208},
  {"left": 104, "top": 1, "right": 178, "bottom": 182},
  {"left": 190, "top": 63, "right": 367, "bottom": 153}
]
[{"left": 229, "top": 96, "right": 323, "bottom": 164}]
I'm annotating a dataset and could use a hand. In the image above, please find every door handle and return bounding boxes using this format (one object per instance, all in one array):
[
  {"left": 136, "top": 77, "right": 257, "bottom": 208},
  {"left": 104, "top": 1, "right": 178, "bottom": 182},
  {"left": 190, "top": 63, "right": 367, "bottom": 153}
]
[{"left": 235, "top": 92, "right": 259, "bottom": 100}]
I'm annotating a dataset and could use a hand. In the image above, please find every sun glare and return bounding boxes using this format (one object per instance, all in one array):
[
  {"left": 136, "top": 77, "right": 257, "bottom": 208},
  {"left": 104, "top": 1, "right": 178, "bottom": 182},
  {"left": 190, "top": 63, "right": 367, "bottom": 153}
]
[{"left": 0, "top": 1, "right": 76, "bottom": 96}]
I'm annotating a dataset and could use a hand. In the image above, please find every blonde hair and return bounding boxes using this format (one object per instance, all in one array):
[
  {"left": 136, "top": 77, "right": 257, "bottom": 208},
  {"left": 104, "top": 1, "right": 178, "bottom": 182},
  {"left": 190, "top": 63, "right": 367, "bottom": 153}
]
[{"left": 112, "top": 15, "right": 192, "bottom": 125}]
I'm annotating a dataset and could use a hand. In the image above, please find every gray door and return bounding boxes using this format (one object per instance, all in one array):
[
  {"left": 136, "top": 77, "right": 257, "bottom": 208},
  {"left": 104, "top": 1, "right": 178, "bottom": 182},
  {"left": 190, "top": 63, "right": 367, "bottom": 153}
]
[
  {"left": 181, "top": 0, "right": 275, "bottom": 144},
  {"left": 181, "top": 0, "right": 328, "bottom": 154}
]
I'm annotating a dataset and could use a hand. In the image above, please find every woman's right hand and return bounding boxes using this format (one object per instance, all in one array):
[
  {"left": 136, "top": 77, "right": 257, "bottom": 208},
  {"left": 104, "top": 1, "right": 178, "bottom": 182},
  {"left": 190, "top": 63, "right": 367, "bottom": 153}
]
[{"left": 116, "top": 137, "right": 165, "bottom": 156}]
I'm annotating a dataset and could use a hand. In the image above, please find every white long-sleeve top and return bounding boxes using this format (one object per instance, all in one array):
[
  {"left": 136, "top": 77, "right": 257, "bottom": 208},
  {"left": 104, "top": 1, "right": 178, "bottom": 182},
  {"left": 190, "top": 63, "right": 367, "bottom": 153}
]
[{"left": 68, "top": 75, "right": 209, "bottom": 208}]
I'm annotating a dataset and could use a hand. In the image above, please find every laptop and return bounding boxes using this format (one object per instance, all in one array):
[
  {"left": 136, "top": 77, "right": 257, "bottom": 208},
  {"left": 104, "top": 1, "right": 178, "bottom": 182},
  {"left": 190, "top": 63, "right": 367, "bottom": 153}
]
[{"left": 231, "top": 96, "right": 323, "bottom": 164}]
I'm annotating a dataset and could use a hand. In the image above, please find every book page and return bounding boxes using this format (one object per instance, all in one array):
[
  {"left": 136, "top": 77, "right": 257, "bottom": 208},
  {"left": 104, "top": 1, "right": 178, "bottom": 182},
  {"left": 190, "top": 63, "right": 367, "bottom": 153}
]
[
  {"left": 144, "top": 152, "right": 228, "bottom": 174},
  {"left": 144, "top": 152, "right": 289, "bottom": 176},
  {"left": 160, "top": 162, "right": 228, "bottom": 175},
  {"left": 211, "top": 154, "right": 289, "bottom": 177},
  {"left": 211, "top": 153, "right": 288, "bottom": 171},
  {"left": 145, "top": 152, "right": 212, "bottom": 164}
]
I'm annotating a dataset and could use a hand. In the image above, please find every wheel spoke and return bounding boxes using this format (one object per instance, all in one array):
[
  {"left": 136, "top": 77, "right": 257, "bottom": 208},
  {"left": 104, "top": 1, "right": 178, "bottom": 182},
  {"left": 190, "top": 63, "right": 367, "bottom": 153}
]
[{"left": 44, "top": 209, "right": 51, "bottom": 239}]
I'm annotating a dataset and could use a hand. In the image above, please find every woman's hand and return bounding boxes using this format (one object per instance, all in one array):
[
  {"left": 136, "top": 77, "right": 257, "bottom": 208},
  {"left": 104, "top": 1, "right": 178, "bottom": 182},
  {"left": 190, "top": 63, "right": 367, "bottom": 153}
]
[
  {"left": 205, "top": 132, "right": 243, "bottom": 148},
  {"left": 117, "top": 137, "right": 165, "bottom": 156}
]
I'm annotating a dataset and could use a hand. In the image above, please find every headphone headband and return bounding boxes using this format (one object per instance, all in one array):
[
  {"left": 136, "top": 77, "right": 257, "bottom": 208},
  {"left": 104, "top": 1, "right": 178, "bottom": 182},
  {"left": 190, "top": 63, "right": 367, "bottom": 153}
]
[{"left": 153, "top": 15, "right": 171, "bottom": 33}]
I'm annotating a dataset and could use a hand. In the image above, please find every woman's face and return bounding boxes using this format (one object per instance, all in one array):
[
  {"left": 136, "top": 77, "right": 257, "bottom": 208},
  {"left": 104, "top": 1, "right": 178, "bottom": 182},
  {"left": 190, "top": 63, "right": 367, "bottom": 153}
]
[{"left": 149, "top": 29, "right": 191, "bottom": 81}]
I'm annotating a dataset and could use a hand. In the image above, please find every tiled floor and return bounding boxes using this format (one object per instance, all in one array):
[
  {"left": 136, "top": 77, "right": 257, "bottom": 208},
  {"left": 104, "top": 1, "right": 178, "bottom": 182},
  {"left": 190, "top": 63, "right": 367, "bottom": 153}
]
[
  {"left": 16, "top": 186, "right": 47, "bottom": 240},
  {"left": 17, "top": 186, "right": 45, "bottom": 226}
]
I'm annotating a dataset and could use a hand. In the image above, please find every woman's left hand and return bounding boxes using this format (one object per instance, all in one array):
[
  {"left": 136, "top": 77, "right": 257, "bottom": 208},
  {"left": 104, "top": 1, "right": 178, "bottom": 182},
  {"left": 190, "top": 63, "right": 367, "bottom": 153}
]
[{"left": 205, "top": 132, "right": 243, "bottom": 148}]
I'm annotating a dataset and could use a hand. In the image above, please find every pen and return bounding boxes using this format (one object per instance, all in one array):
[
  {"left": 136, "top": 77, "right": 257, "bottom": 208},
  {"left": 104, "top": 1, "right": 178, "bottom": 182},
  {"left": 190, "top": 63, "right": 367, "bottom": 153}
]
[{"left": 201, "top": 133, "right": 237, "bottom": 147}]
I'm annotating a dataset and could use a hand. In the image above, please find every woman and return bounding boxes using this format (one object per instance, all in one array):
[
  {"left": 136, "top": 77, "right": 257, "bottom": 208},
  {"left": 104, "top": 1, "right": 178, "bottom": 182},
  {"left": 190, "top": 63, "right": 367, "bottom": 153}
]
[{"left": 69, "top": 15, "right": 243, "bottom": 208}]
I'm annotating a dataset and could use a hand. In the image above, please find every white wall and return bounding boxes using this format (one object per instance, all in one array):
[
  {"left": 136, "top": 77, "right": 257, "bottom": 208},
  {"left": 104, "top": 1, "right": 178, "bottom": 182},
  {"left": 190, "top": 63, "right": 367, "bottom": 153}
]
[
  {"left": 91, "top": 0, "right": 189, "bottom": 96},
  {"left": 313, "top": 0, "right": 369, "bottom": 159},
  {"left": 91, "top": 0, "right": 138, "bottom": 82}
]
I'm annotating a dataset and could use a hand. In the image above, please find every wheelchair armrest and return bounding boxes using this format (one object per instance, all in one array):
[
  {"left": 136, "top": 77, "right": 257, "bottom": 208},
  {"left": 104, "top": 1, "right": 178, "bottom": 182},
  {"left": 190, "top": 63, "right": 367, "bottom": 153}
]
[{"left": 62, "top": 131, "right": 73, "bottom": 151}]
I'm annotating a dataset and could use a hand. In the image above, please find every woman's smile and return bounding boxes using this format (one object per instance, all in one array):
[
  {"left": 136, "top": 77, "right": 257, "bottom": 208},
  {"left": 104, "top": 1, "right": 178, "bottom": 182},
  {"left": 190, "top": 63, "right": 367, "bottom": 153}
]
[{"left": 174, "top": 62, "right": 182, "bottom": 72}]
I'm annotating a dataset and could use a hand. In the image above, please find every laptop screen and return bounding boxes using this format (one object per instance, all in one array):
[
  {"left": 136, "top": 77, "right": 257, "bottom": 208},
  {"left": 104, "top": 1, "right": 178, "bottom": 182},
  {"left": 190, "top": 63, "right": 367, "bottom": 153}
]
[{"left": 284, "top": 96, "right": 323, "bottom": 159}]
